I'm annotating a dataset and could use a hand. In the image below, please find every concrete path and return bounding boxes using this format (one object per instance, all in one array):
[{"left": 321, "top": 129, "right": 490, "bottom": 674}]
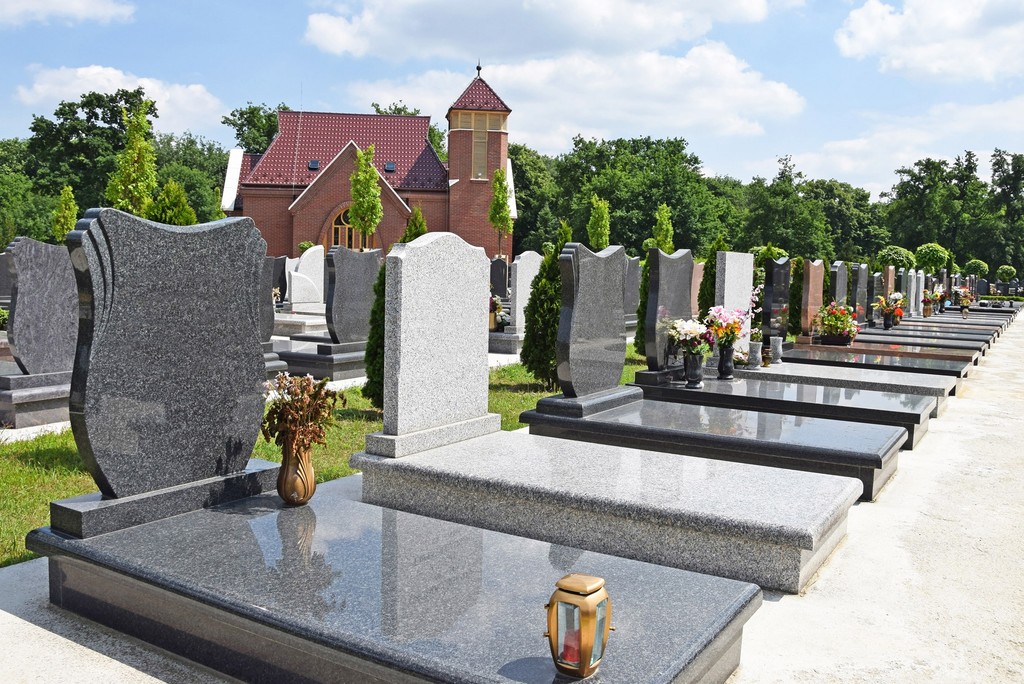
[{"left": 2, "top": 339, "right": 1022, "bottom": 682}]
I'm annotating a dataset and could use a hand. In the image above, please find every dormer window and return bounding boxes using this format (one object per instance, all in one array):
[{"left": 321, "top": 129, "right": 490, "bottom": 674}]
[
  {"left": 384, "top": 162, "right": 396, "bottom": 173},
  {"left": 308, "top": 160, "right": 320, "bottom": 171}
]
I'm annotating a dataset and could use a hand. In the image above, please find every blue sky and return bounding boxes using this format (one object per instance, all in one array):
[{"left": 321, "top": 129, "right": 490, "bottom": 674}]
[{"left": 1, "top": 0, "right": 1022, "bottom": 197}]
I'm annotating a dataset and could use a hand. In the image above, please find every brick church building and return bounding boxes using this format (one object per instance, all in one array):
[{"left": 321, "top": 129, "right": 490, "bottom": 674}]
[{"left": 222, "top": 70, "right": 514, "bottom": 258}]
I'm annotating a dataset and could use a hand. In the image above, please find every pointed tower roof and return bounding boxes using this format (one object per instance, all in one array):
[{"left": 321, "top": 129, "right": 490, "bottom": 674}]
[{"left": 447, "top": 67, "right": 511, "bottom": 117}]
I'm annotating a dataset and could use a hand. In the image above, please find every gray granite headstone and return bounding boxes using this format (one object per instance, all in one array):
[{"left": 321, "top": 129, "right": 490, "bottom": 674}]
[
  {"left": 938, "top": 268, "right": 948, "bottom": 295},
  {"left": 505, "top": 251, "right": 542, "bottom": 335},
  {"left": 868, "top": 273, "right": 884, "bottom": 325},
  {"left": 260, "top": 257, "right": 276, "bottom": 343},
  {"left": 801, "top": 260, "right": 824, "bottom": 335},
  {"left": 852, "top": 263, "right": 869, "bottom": 323},
  {"left": 489, "top": 257, "right": 509, "bottom": 299},
  {"left": 829, "top": 261, "right": 848, "bottom": 304},
  {"left": 0, "top": 251, "right": 12, "bottom": 303},
  {"left": 364, "top": 232, "right": 500, "bottom": 458},
  {"left": 288, "top": 245, "right": 325, "bottom": 303},
  {"left": 644, "top": 248, "right": 693, "bottom": 371},
  {"left": 557, "top": 243, "right": 627, "bottom": 397},
  {"left": 765, "top": 257, "right": 790, "bottom": 339},
  {"left": 66, "top": 209, "right": 266, "bottom": 498},
  {"left": 715, "top": 251, "right": 754, "bottom": 344},
  {"left": 6, "top": 237, "right": 77, "bottom": 375},
  {"left": 624, "top": 255, "right": 641, "bottom": 323},
  {"left": 978, "top": 278, "right": 988, "bottom": 296},
  {"left": 326, "top": 247, "right": 382, "bottom": 344},
  {"left": 896, "top": 268, "right": 908, "bottom": 301}
]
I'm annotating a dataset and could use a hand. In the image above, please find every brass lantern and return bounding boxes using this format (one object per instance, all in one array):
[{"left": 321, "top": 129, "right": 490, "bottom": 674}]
[{"left": 544, "top": 573, "right": 612, "bottom": 678}]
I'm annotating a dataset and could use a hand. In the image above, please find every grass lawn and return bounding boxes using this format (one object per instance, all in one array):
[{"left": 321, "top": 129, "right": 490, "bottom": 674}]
[{"left": 0, "top": 350, "right": 648, "bottom": 567}]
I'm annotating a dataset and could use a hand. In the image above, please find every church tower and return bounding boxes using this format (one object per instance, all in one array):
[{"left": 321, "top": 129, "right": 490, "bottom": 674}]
[{"left": 446, "top": 66, "right": 511, "bottom": 257}]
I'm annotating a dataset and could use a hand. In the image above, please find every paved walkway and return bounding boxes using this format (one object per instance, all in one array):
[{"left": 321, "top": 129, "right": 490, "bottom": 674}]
[{"left": 1, "top": 335, "right": 1021, "bottom": 682}]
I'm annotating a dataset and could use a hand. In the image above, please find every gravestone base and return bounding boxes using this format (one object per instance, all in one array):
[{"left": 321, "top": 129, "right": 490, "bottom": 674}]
[
  {"left": 272, "top": 312, "right": 328, "bottom": 336},
  {"left": 364, "top": 413, "right": 501, "bottom": 459},
  {"left": 487, "top": 330, "right": 522, "bottom": 354},
  {"left": 49, "top": 459, "right": 279, "bottom": 539},
  {"left": 633, "top": 365, "right": 684, "bottom": 387},
  {"left": 26, "top": 478, "right": 763, "bottom": 684},
  {"left": 275, "top": 339, "right": 367, "bottom": 380},
  {"left": 0, "top": 368, "right": 71, "bottom": 428},
  {"left": 262, "top": 341, "right": 288, "bottom": 379},
  {"left": 353, "top": 430, "right": 863, "bottom": 593}
]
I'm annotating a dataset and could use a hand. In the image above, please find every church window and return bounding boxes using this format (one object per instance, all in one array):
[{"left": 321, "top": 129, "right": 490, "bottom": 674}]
[{"left": 331, "top": 208, "right": 373, "bottom": 250}]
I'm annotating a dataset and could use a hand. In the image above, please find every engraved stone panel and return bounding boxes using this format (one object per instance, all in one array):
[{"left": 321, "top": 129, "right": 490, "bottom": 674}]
[
  {"left": 489, "top": 258, "right": 509, "bottom": 299},
  {"left": 7, "top": 237, "right": 77, "bottom": 375}
]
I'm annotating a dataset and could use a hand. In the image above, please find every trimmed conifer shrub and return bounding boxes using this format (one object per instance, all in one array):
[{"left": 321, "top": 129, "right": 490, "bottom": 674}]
[
  {"left": 521, "top": 220, "right": 572, "bottom": 390},
  {"left": 697, "top": 234, "right": 730, "bottom": 317}
]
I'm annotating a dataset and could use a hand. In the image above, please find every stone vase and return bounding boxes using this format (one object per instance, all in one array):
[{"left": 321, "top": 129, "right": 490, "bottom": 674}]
[
  {"left": 883, "top": 312, "right": 893, "bottom": 330},
  {"left": 747, "top": 341, "right": 763, "bottom": 368},
  {"left": 683, "top": 351, "right": 704, "bottom": 389},
  {"left": 770, "top": 336, "right": 783, "bottom": 364},
  {"left": 961, "top": 305, "right": 969, "bottom": 319},
  {"left": 278, "top": 431, "right": 316, "bottom": 506},
  {"left": 717, "top": 342, "right": 735, "bottom": 380},
  {"left": 923, "top": 303, "right": 933, "bottom": 317}
]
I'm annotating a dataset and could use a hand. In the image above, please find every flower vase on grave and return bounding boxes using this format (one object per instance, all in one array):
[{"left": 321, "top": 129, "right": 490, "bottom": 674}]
[
  {"left": 961, "top": 305, "right": 969, "bottom": 319},
  {"left": 883, "top": 312, "right": 893, "bottom": 330},
  {"left": 488, "top": 311, "right": 497, "bottom": 331},
  {"left": 939, "top": 301, "right": 946, "bottom": 313},
  {"left": 923, "top": 302, "right": 933, "bottom": 317},
  {"left": 717, "top": 342, "right": 735, "bottom": 380},
  {"left": 277, "top": 431, "right": 316, "bottom": 506},
  {"left": 747, "top": 341, "right": 762, "bottom": 368},
  {"left": 683, "top": 352, "right": 704, "bottom": 389},
  {"left": 770, "top": 336, "right": 783, "bottom": 364}
]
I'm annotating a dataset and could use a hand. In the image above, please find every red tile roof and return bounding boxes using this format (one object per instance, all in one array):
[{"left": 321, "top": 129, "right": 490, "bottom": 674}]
[
  {"left": 241, "top": 111, "right": 447, "bottom": 192},
  {"left": 448, "top": 76, "right": 511, "bottom": 115}
]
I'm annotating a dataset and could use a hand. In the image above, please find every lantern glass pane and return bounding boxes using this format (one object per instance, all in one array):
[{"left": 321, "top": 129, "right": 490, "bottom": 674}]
[
  {"left": 590, "top": 598, "right": 608, "bottom": 665},
  {"left": 556, "top": 602, "right": 581, "bottom": 666}
]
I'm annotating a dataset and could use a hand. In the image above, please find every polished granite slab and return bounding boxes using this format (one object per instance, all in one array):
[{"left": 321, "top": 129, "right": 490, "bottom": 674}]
[
  {"left": 28, "top": 478, "right": 762, "bottom": 684},
  {"left": 354, "top": 430, "right": 864, "bottom": 593},
  {"left": 894, "top": 322, "right": 999, "bottom": 340},
  {"left": 0, "top": 361, "right": 71, "bottom": 428},
  {"left": 522, "top": 391, "right": 903, "bottom": 500},
  {"left": 854, "top": 329, "right": 989, "bottom": 353},
  {"left": 782, "top": 348, "right": 971, "bottom": 379},
  {"left": 635, "top": 375, "right": 933, "bottom": 449},
  {"left": 858, "top": 325, "right": 994, "bottom": 343},
  {"left": 841, "top": 341, "right": 981, "bottom": 365},
  {"left": 272, "top": 338, "right": 366, "bottom": 380}
]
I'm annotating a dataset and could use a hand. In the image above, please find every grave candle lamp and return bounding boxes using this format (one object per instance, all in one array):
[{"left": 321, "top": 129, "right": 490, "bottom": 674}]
[{"left": 544, "top": 573, "right": 612, "bottom": 678}]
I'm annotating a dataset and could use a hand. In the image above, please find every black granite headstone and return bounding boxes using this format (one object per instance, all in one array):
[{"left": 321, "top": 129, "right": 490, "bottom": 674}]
[
  {"left": 997, "top": 282, "right": 1009, "bottom": 296},
  {"left": 766, "top": 257, "right": 790, "bottom": 338},
  {"left": 896, "top": 268, "right": 908, "bottom": 300},
  {"left": 1010, "top": 278, "right": 1019, "bottom": 296},
  {"left": 325, "top": 247, "right": 382, "bottom": 344},
  {"left": 852, "top": 263, "right": 869, "bottom": 323},
  {"left": 830, "top": 261, "right": 848, "bottom": 304},
  {"left": 643, "top": 248, "right": 693, "bottom": 371},
  {"left": 978, "top": 278, "right": 989, "bottom": 296},
  {"left": 7, "top": 237, "right": 77, "bottom": 375},
  {"left": 260, "top": 257, "right": 276, "bottom": 343},
  {"left": 624, "top": 255, "right": 641, "bottom": 322},
  {"left": 556, "top": 243, "right": 626, "bottom": 397},
  {"left": 489, "top": 257, "right": 509, "bottom": 299},
  {"left": 67, "top": 209, "right": 267, "bottom": 498},
  {"left": 0, "top": 251, "right": 12, "bottom": 304},
  {"left": 868, "top": 272, "right": 884, "bottom": 325},
  {"left": 272, "top": 255, "right": 287, "bottom": 302}
]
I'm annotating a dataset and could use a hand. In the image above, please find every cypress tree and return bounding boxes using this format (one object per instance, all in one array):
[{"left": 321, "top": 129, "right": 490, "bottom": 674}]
[
  {"left": 489, "top": 167, "right": 513, "bottom": 257},
  {"left": 521, "top": 220, "right": 572, "bottom": 390},
  {"left": 698, "top": 234, "right": 731, "bottom": 317},
  {"left": 585, "top": 194, "right": 610, "bottom": 250},
  {"left": 148, "top": 179, "right": 197, "bottom": 226},
  {"left": 105, "top": 100, "right": 157, "bottom": 217},
  {"left": 350, "top": 144, "right": 383, "bottom": 242},
  {"left": 51, "top": 185, "right": 78, "bottom": 243},
  {"left": 362, "top": 206, "right": 427, "bottom": 409}
]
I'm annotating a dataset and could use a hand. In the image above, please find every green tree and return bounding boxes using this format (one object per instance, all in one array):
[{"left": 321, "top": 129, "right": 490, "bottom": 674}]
[
  {"left": 996, "top": 265, "right": 1017, "bottom": 282},
  {"left": 221, "top": 102, "right": 290, "bottom": 154},
  {"left": 489, "top": 167, "right": 514, "bottom": 256},
  {"left": 27, "top": 87, "right": 155, "bottom": 211},
  {"left": 153, "top": 131, "right": 228, "bottom": 221},
  {"left": 962, "top": 259, "right": 989, "bottom": 277},
  {"left": 802, "top": 178, "right": 887, "bottom": 262},
  {"left": 914, "top": 243, "right": 949, "bottom": 275},
  {"left": 698, "top": 234, "right": 731, "bottom": 317},
  {"left": 875, "top": 245, "right": 916, "bottom": 271},
  {"left": 508, "top": 143, "right": 557, "bottom": 254},
  {"left": 350, "top": 144, "right": 383, "bottom": 241},
  {"left": 371, "top": 101, "right": 447, "bottom": 162},
  {"left": 51, "top": 185, "right": 78, "bottom": 242},
  {"left": 0, "top": 170, "right": 56, "bottom": 244},
  {"left": 634, "top": 204, "right": 674, "bottom": 356},
  {"left": 585, "top": 194, "right": 610, "bottom": 250},
  {"left": 522, "top": 220, "right": 572, "bottom": 390},
  {"left": 105, "top": 100, "right": 157, "bottom": 216},
  {"left": 0, "top": 138, "right": 29, "bottom": 175},
  {"left": 363, "top": 206, "right": 428, "bottom": 409},
  {"left": 148, "top": 179, "right": 197, "bottom": 226},
  {"left": 988, "top": 149, "right": 1024, "bottom": 271},
  {"left": 882, "top": 158, "right": 955, "bottom": 249},
  {"left": 157, "top": 162, "right": 223, "bottom": 222}
]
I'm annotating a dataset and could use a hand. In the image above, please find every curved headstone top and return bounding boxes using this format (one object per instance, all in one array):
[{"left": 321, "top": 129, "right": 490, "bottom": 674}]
[
  {"left": 644, "top": 248, "right": 693, "bottom": 372},
  {"left": 556, "top": 243, "right": 626, "bottom": 398},
  {"left": 326, "top": 247, "right": 382, "bottom": 344},
  {"left": 66, "top": 209, "right": 267, "bottom": 498},
  {"left": 7, "top": 236, "right": 77, "bottom": 375}
]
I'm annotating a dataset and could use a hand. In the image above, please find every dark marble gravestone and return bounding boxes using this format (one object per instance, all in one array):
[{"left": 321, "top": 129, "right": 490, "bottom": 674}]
[
  {"left": 489, "top": 257, "right": 509, "bottom": 299},
  {"left": 852, "top": 263, "right": 869, "bottom": 323},
  {"left": 623, "top": 255, "right": 641, "bottom": 327},
  {"left": 639, "top": 248, "right": 693, "bottom": 379},
  {"left": 0, "top": 250, "right": 12, "bottom": 306},
  {"left": 6, "top": 237, "right": 77, "bottom": 375},
  {"left": 556, "top": 243, "right": 627, "bottom": 398},
  {"left": 765, "top": 257, "right": 790, "bottom": 339},
  {"left": 260, "top": 257, "right": 287, "bottom": 379},
  {"left": 896, "top": 268, "right": 908, "bottom": 302},
  {"left": 978, "top": 278, "right": 989, "bottom": 296},
  {"left": 830, "top": 261, "right": 848, "bottom": 304},
  {"left": 271, "top": 254, "right": 287, "bottom": 303},
  {"left": 868, "top": 272, "right": 884, "bottom": 325},
  {"left": 326, "top": 246, "right": 381, "bottom": 344},
  {"left": 65, "top": 209, "right": 272, "bottom": 501}
]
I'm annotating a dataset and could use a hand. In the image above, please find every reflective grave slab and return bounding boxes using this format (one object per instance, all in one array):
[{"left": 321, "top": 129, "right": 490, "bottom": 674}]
[
  {"left": 27, "top": 478, "right": 762, "bottom": 684},
  {"left": 783, "top": 348, "right": 971, "bottom": 379},
  {"left": 522, "top": 390, "right": 904, "bottom": 499},
  {"left": 635, "top": 375, "right": 933, "bottom": 449},
  {"left": 891, "top": 321, "right": 1000, "bottom": 340},
  {"left": 354, "top": 430, "right": 864, "bottom": 593},
  {"left": 858, "top": 324, "right": 994, "bottom": 343},
  {"left": 854, "top": 329, "right": 989, "bottom": 353},
  {"left": 841, "top": 341, "right": 981, "bottom": 365}
]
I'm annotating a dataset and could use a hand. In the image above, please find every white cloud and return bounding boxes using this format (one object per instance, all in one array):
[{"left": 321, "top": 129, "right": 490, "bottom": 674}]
[
  {"left": 16, "top": 65, "right": 224, "bottom": 136},
  {"left": 835, "top": 0, "right": 1024, "bottom": 81},
  {"left": 0, "top": 0, "right": 133, "bottom": 26},
  {"left": 306, "top": 0, "right": 802, "bottom": 60},
  {"left": 347, "top": 44, "right": 804, "bottom": 155},
  {"left": 792, "top": 95, "right": 1024, "bottom": 197}
]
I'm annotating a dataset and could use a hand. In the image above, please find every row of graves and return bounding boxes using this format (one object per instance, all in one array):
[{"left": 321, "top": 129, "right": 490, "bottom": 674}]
[{"left": 8, "top": 209, "right": 1017, "bottom": 683}]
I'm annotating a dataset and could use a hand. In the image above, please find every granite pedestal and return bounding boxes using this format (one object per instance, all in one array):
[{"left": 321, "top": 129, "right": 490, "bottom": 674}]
[
  {"left": 892, "top": 320, "right": 1000, "bottom": 339},
  {"left": 521, "top": 386, "right": 904, "bottom": 499},
  {"left": 274, "top": 339, "right": 366, "bottom": 380},
  {"left": 860, "top": 324, "right": 995, "bottom": 344},
  {"left": 842, "top": 340, "right": 981, "bottom": 365},
  {"left": 272, "top": 312, "right": 328, "bottom": 336},
  {"left": 27, "top": 478, "right": 763, "bottom": 684},
  {"left": 784, "top": 347, "right": 971, "bottom": 379},
  {"left": 0, "top": 363, "right": 71, "bottom": 428},
  {"left": 353, "top": 430, "right": 864, "bottom": 593},
  {"left": 854, "top": 329, "right": 989, "bottom": 354},
  {"left": 634, "top": 374, "right": 933, "bottom": 449}
]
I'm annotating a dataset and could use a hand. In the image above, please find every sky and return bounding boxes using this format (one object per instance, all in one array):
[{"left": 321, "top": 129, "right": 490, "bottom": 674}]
[{"left": 1, "top": 0, "right": 1022, "bottom": 198}]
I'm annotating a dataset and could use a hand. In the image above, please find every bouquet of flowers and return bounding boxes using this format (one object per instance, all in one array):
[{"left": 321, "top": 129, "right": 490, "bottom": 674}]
[
  {"left": 922, "top": 289, "right": 933, "bottom": 305},
  {"left": 930, "top": 287, "right": 944, "bottom": 303},
  {"left": 815, "top": 301, "right": 858, "bottom": 338},
  {"left": 956, "top": 287, "right": 972, "bottom": 306},
  {"left": 667, "top": 318, "right": 715, "bottom": 358},
  {"left": 872, "top": 291, "right": 903, "bottom": 315},
  {"left": 705, "top": 306, "right": 748, "bottom": 346},
  {"left": 489, "top": 294, "right": 503, "bottom": 314}
]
